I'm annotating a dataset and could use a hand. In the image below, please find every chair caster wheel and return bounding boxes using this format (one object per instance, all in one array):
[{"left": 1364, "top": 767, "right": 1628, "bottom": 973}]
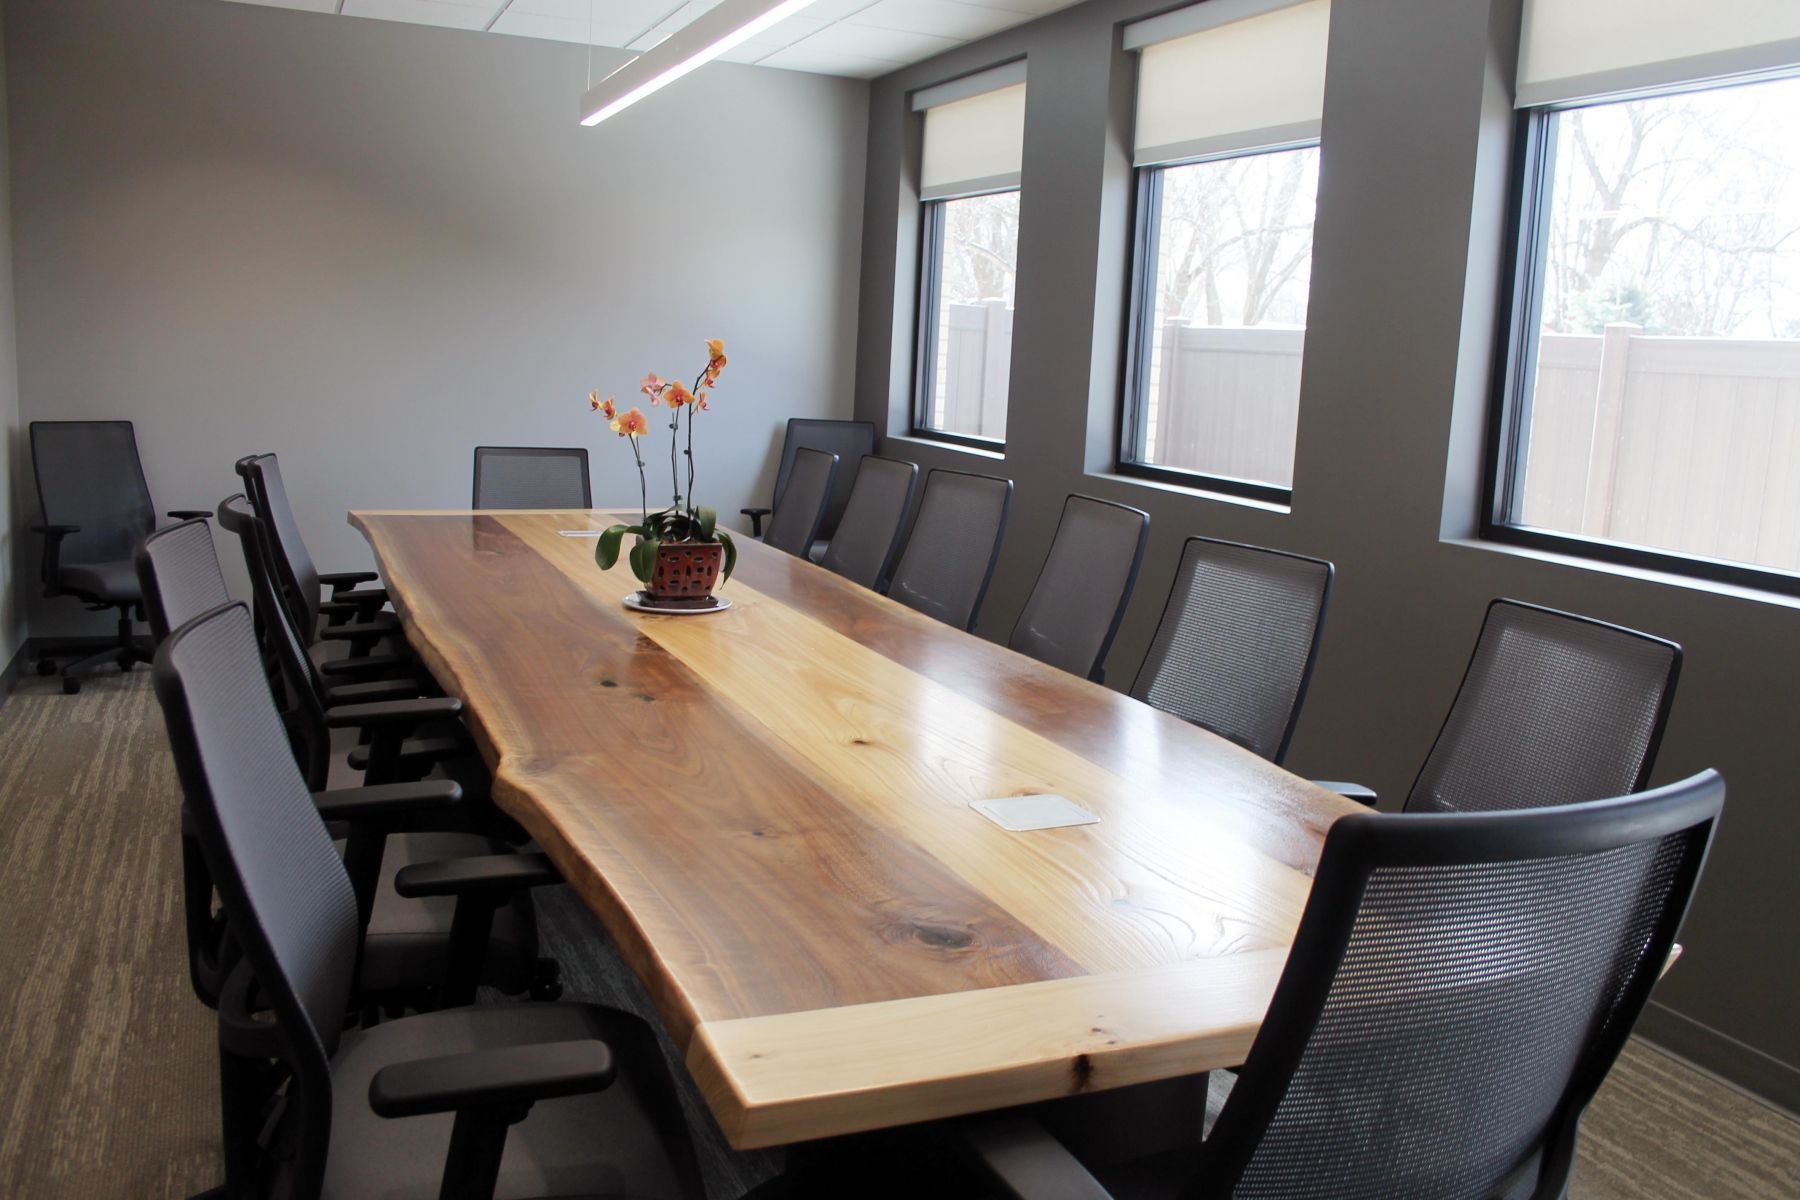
[
  {"left": 530, "top": 958, "right": 562, "bottom": 1002},
  {"left": 37, "top": 659, "right": 56, "bottom": 676},
  {"left": 62, "top": 677, "right": 81, "bottom": 695}
]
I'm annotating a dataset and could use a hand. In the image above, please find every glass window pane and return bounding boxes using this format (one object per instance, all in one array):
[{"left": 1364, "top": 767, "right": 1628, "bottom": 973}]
[
  {"left": 1133, "top": 146, "right": 1319, "bottom": 489},
  {"left": 922, "top": 191, "right": 1019, "bottom": 441},
  {"left": 1511, "top": 77, "right": 1800, "bottom": 574}
]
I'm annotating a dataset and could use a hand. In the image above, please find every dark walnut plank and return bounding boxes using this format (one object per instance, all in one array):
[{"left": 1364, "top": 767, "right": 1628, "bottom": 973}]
[{"left": 351, "top": 513, "right": 1082, "bottom": 1042}]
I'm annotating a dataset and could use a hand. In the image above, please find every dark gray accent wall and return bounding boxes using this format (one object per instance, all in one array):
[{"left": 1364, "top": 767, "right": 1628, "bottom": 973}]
[
  {"left": 0, "top": 10, "right": 22, "bottom": 669},
  {"left": 4, "top": 0, "right": 868, "bottom": 631},
  {"left": 857, "top": 0, "right": 1800, "bottom": 1109}
]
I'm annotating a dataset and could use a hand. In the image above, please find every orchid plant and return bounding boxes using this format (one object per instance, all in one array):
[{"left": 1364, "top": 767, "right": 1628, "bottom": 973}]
[{"left": 590, "top": 339, "right": 737, "bottom": 585}]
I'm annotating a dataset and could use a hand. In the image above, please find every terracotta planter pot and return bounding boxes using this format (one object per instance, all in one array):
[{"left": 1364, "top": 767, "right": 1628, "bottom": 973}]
[{"left": 647, "top": 541, "right": 724, "bottom": 600}]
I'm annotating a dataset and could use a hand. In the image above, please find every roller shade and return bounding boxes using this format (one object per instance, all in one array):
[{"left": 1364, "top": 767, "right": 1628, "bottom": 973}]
[
  {"left": 917, "top": 66, "right": 1027, "bottom": 201},
  {"left": 1127, "top": 0, "right": 1330, "bottom": 168},
  {"left": 1518, "top": 0, "right": 1800, "bottom": 108}
]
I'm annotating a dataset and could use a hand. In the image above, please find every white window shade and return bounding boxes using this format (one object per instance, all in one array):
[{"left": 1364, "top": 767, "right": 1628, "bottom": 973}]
[
  {"left": 1129, "top": 0, "right": 1330, "bottom": 168},
  {"left": 919, "top": 80, "right": 1027, "bottom": 201},
  {"left": 1518, "top": 0, "right": 1800, "bottom": 108}
]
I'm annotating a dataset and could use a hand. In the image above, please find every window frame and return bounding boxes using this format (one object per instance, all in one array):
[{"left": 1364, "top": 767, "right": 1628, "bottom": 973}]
[
  {"left": 911, "top": 190, "right": 1016, "bottom": 453},
  {"left": 1481, "top": 91, "right": 1800, "bottom": 599},
  {"left": 1116, "top": 141, "right": 1319, "bottom": 508}
]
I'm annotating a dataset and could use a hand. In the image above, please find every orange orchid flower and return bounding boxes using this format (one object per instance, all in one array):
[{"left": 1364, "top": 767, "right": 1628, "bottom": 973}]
[
  {"left": 590, "top": 393, "right": 617, "bottom": 420},
  {"left": 611, "top": 407, "right": 649, "bottom": 438},
  {"left": 705, "top": 338, "right": 725, "bottom": 362},
  {"left": 664, "top": 380, "right": 695, "bottom": 408}
]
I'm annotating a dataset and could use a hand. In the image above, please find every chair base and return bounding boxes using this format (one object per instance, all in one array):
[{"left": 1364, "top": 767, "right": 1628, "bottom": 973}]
[{"left": 35, "top": 604, "right": 150, "bottom": 694}]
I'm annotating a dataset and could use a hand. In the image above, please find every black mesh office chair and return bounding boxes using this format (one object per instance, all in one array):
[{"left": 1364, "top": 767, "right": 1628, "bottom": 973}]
[
  {"left": 1322, "top": 599, "right": 1682, "bottom": 811},
  {"left": 28, "top": 420, "right": 210, "bottom": 692},
  {"left": 741, "top": 418, "right": 875, "bottom": 554},
  {"left": 472, "top": 446, "right": 592, "bottom": 510},
  {"left": 762, "top": 447, "right": 838, "bottom": 559},
  {"left": 154, "top": 603, "right": 705, "bottom": 1200},
  {"left": 1009, "top": 495, "right": 1150, "bottom": 683},
  {"left": 135, "top": 518, "right": 232, "bottom": 644},
  {"left": 818, "top": 455, "right": 919, "bottom": 591},
  {"left": 1131, "top": 537, "right": 1333, "bottom": 764},
  {"left": 139, "top": 527, "right": 545, "bottom": 1010},
  {"left": 886, "top": 468, "right": 1012, "bottom": 632},
  {"left": 961, "top": 770, "right": 1724, "bottom": 1200},
  {"left": 237, "top": 452, "right": 392, "bottom": 648}
]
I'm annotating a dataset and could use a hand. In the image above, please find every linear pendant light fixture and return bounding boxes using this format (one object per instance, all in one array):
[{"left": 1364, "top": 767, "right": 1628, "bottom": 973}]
[{"left": 580, "top": 0, "right": 822, "bottom": 127}]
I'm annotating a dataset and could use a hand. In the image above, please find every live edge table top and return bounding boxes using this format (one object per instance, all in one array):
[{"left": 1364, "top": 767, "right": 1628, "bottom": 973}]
[{"left": 350, "top": 510, "right": 1361, "bottom": 1150}]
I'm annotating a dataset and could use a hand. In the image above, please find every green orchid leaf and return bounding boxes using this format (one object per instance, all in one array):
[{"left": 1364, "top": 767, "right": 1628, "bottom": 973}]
[
  {"left": 595, "top": 523, "right": 634, "bottom": 570},
  {"left": 717, "top": 530, "right": 736, "bottom": 583},
  {"left": 629, "top": 536, "right": 661, "bottom": 584},
  {"left": 697, "top": 505, "right": 717, "bottom": 541}
]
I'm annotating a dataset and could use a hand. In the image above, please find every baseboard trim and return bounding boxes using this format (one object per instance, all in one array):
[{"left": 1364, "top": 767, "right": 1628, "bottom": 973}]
[
  {"left": 1636, "top": 1000, "right": 1800, "bottom": 1118},
  {"left": 0, "top": 643, "right": 24, "bottom": 710}
]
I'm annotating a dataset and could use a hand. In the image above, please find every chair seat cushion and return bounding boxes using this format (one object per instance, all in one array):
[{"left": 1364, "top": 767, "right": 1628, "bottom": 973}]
[
  {"left": 60, "top": 558, "right": 140, "bottom": 603},
  {"left": 355, "top": 832, "right": 537, "bottom": 996},
  {"left": 323, "top": 1003, "right": 703, "bottom": 1200}
]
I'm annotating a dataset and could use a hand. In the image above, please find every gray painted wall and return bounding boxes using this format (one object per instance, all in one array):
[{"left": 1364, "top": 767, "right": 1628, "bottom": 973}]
[
  {"left": 4, "top": 0, "right": 867, "bottom": 630},
  {"left": 856, "top": 0, "right": 1800, "bottom": 1107},
  {"left": 0, "top": 12, "right": 21, "bottom": 668}
]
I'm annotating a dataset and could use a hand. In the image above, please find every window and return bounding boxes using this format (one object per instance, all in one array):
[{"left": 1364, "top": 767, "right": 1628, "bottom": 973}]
[
  {"left": 1491, "top": 0, "right": 1800, "bottom": 591},
  {"left": 1119, "top": 0, "right": 1330, "bottom": 502},
  {"left": 913, "top": 70, "right": 1026, "bottom": 447}
]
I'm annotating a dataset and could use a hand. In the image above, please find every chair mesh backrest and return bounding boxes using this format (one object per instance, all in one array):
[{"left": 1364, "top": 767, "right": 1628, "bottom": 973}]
[
  {"left": 30, "top": 421, "right": 156, "bottom": 564},
  {"left": 1009, "top": 495, "right": 1149, "bottom": 681},
  {"left": 1130, "top": 538, "right": 1332, "bottom": 763},
  {"left": 886, "top": 469, "right": 1012, "bottom": 631},
  {"left": 136, "top": 519, "right": 233, "bottom": 643},
  {"left": 218, "top": 495, "right": 332, "bottom": 788},
  {"left": 773, "top": 419, "right": 875, "bottom": 541},
  {"left": 152, "top": 603, "right": 360, "bottom": 1064},
  {"left": 472, "top": 445, "right": 592, "bottom": 509},
  {"left": 1198, "top": 774, "right": 1721, "bottom": 1200},
  {"left": 819, "top": 456, "right": 919, "bottom": 590},
  {"left": 240, "top": 454, "right": 324, "bottom": 637},
  {"left": 1408, "top": 601, "right": 1681, "bottom": 814},
  {"left": 764, "top": 447, "right": 838, "bottom": 557}
]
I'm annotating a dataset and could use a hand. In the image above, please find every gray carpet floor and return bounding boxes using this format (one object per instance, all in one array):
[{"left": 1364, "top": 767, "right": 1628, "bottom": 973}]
[{"left": 1, "top": 667, "right": 1794, "bottom": 1198}]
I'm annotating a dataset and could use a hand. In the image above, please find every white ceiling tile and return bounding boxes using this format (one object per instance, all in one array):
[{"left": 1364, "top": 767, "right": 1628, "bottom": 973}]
[
  {"left": 218, "top": 0, "right": 339, "bottom": 12},
  {"left": 847, "top": 0, "right": 1022, "bottom": 41},
  {"left": 625, "top": 0, "right": 723, "bottom": 51},
  {"left": 785, "top": 20, "right": 961, "bottom": 62},
  {"left": 341, "top": 0, "right": 503, "bottom": 32},
  {"left": 796, "top": 0, "right": 882, "bottom": 19},
  {"left": 757, "top": 45, "right": 907, "bottom": 77},
  {"left": 490, "top": 0, "right": 673, "bottom": 46},
  {"left": 953, "top": 0, "right": 1080, "bottom": 15},
  {"left": 714, "top": 14, "right": 832, "bottom": 63}
]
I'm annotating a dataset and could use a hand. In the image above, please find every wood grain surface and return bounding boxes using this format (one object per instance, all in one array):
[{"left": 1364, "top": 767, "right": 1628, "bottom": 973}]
[{"left": 351, "top": 509, "right": 1361, "bottom": 1148}]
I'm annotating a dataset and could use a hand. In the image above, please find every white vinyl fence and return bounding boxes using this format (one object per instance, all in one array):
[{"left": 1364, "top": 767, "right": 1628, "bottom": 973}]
[
  {"left": 1143, "top": 324, "right": 1304, "bottom": 488},
  {"left": 1522, "top": 325, "right": 1800, "bottom": 571},
  {"left": 934, "top": 300, "right": 1014, "bottom": 440}
]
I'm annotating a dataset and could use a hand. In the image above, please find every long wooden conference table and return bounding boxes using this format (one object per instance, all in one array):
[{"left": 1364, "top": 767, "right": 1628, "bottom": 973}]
[{"left": 351, "top": 509, "right": 1362, "bottom": 1152}]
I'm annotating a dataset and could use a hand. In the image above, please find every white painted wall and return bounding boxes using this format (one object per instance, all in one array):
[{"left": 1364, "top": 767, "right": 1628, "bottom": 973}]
[{"left": 4, "top": 0, "right": 868, "bottom": 633}]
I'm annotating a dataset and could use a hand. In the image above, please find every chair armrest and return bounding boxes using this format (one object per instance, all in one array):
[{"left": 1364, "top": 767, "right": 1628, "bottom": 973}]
[
  {"left": 740, "top": 506, "right": 771, "bottom": 537},
  {"left": 318, "top": 651, "right": 412, "bottom": 677},
  {"left": 313, "top": 779, "right": 463, "bottom": 823},
  {"left": 318, "top": 570, "right": 379, "bottom": 595},
  {"left": 394, "top": 851, "right": 560, "bottom": 899},
  {"left": 166, "top": 509, "right": 213, "bottom": 521},
  {"left": 326, "top": 677, "right": 422, "bottom": 706},
  {"left": 368, "top": 1040, "right": 614, "bottom": 1120},
  {"left": 1314, "top": 781, "right": 1378, "bottom": 807},
  {"left": 325, "top": 696, "right": 463, "bottom": 728},
  {"left": 31, "top": 524, "right": 79, "bottom": 594},
  {"left": 960, "top": 1115, "right": 1116, "bottom": 1200},
  {"left": 317, "top": 616, "right": 399, "bottom": 642}
]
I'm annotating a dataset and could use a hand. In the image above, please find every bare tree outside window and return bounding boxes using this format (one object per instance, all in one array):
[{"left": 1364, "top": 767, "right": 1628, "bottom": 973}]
[
  {"left": 920, "top": 191, "right": 1020, "bottom": 441},
  {"left": 1131, "top": 146, "right": 1320, "bottom": 488},
  {"left": 1510, "top": 76, "right": 1800, "bottom": 576}
]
